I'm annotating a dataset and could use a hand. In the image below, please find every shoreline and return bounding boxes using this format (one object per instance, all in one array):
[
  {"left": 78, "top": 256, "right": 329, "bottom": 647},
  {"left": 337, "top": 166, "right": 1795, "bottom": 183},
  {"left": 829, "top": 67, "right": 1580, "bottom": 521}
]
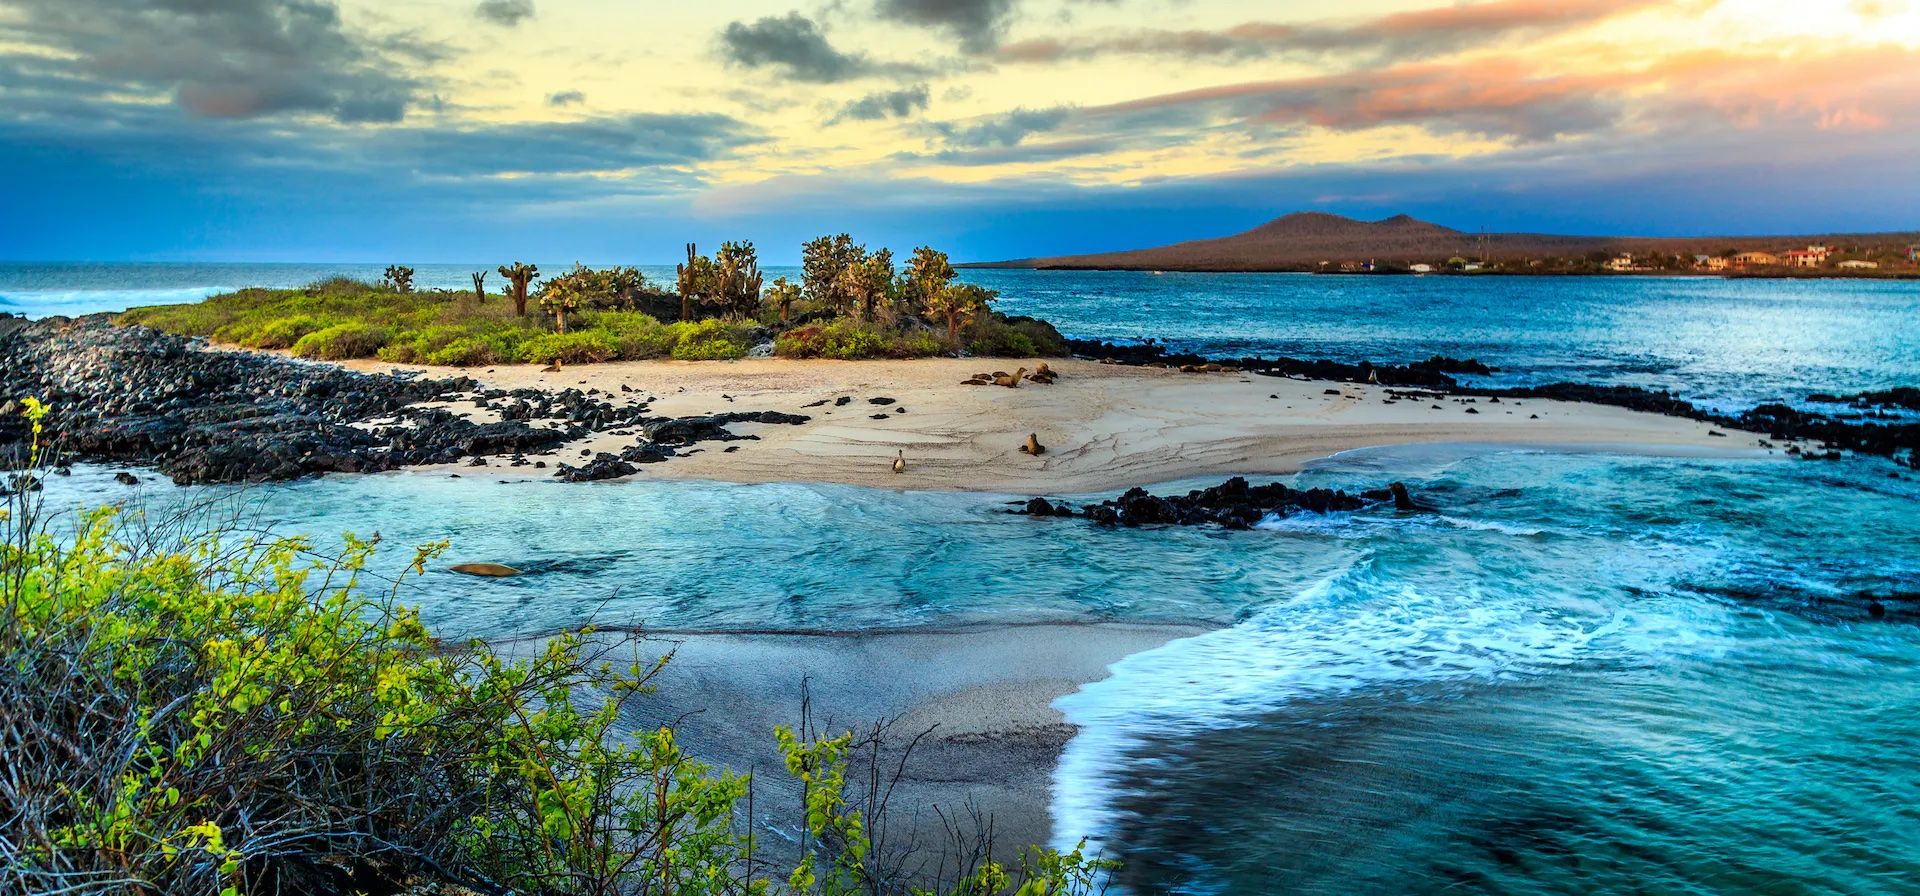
[
  {"left": 591, "top": 621, "right": 1211, "bottom": 865},
  {"left": 355, "top": 355, "right": 1780, "bottom": 494}
]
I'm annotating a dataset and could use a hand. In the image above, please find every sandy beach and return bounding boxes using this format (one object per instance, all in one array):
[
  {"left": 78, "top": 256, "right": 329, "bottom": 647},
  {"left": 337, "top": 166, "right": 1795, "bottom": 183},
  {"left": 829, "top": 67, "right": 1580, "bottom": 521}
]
[{"left": 350, "top": 356, "right": 1776, "bottom": 493}]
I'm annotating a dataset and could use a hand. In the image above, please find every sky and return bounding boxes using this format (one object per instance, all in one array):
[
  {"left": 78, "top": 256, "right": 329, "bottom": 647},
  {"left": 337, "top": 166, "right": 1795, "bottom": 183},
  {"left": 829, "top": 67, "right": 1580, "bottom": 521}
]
[{"left": 2, "top": 0, "right": 1918, "bottom": 263}]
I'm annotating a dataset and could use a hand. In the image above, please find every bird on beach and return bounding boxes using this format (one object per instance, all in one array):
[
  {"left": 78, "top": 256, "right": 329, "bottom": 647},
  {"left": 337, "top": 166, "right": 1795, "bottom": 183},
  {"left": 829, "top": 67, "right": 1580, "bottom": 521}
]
[{"left": 892, "top": 450, "right": 906, "bottom": 474}]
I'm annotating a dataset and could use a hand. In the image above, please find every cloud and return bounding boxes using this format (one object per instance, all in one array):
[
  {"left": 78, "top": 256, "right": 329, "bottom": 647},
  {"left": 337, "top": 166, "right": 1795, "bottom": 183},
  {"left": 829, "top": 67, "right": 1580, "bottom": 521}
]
[
  {"left": 547, "top": 89, "right": 585, "bottom": 107},
  {"left": 875, "top": 0, "right": 1015, "bottom": 53},
  {"left": 374, "top": 113, "right": 764, "bottom": 177},
  {"left": 475, "top": 0, "right": 534, "bottom": 27},
  {"left": 833, "top": 84, "right": 930, "bottom": 122},
  {"left": 1, "top": 0, "right": 428, "bottom": 124},
  {"left": 999, "top": 0, "right": 1663, "bottom": 64},
  {"left": 930, "top": 106, "right": 1074, "bottom": 147},
  {"left": 719, "top": 12, "right": 874, "bottom": 83}
]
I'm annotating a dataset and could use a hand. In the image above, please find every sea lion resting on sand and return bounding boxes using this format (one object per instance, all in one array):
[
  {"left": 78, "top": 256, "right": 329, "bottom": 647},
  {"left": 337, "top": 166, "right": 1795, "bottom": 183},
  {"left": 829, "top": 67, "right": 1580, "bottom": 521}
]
[
  {"left": 993, "top": 368, "right": 1027, "bottom": 388},
  {"left": 1020, "top": 433, "right": 1046, "bottom": 456}
]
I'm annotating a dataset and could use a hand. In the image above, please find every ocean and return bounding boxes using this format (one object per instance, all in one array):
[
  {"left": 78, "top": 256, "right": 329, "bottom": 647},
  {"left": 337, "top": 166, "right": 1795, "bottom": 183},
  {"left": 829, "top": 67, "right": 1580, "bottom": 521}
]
[{"left": 11, "top": 262, "right": 1920, "bottom": 894}]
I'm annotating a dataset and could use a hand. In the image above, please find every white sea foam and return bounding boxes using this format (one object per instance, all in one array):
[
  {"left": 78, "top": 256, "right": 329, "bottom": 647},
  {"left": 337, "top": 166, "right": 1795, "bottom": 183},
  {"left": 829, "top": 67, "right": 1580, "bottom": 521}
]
[{"left": 1047, "top": 554, "right": 1698, "bottom": 864}]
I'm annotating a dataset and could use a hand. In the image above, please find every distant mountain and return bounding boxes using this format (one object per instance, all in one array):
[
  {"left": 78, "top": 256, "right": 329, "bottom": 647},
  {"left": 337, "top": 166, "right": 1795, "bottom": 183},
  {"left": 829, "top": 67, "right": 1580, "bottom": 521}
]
[{"left": 968, "top": 212, "right": 1920, "bottom": 272}]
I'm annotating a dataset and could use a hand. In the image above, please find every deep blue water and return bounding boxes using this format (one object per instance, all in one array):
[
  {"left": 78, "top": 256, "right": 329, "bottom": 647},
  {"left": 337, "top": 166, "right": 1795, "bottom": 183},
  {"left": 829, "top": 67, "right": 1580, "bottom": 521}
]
[
  {"left": 11, "top": 261, "right": 1920, "bottom": 895},
  {"left": 5, "top": 262, "right": 1917, "bottom": 412}
]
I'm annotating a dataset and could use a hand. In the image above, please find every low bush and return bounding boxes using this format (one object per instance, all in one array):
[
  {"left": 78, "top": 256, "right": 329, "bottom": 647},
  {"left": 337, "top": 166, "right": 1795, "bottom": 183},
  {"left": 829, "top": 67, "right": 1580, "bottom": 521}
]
[
  {"left": 967, "top": 316, "right": 1067, "bottom": 358},
  {"left": 238, "top": 314, "right": 330, "bottom": 350},
  {"left": 290, "top": 322, "right": 391, "bottom": 360},
  {"left": 424, "top": 334, "right": 512, "bottom": 367},
  {"left": 665, "top": 318, "right": 751, "bottom": 360},
  {"left": 518, "top": 330, "right": 617, "bottom": 364},
  {"left": 774, "top": 320, "right": 953, "bottom": 360}
]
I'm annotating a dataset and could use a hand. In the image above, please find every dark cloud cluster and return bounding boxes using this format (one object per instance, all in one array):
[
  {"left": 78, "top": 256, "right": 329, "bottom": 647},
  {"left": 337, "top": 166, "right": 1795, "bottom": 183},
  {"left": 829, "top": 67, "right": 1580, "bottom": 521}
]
[
  {"left": 719, "top": 12, "right": 876, "bottom": 83},
  {"left": 475, "top": 0, "right": 535, "bottom": 27},
  {"left": 1, "top": 0, "right": 430, "bottom": 124},
  {"left": 834, "top": 84, "right": 931, "bottom": 122},
  {"left": 874, "top": 0, "right": 1015, "bottom": 53},
  {"left": 547, "top": 89, "right": 586, "bottom": 107}
]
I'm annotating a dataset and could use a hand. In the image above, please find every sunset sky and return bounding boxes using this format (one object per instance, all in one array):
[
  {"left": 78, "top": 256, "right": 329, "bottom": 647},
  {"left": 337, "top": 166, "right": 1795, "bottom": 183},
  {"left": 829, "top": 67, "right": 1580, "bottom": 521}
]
[{"left": 3, "top": 0, "right": 1917, "bottom": 262}]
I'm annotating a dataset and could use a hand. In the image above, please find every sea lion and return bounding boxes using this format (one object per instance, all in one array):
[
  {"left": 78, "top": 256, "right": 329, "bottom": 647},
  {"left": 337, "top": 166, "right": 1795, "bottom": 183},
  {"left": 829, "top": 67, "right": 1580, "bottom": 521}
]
[
  {"left": 1020, "top": 433, "right": 1046, "bottom": 456},
  {"left": 993, "top": 368, "right": 1027, "bottom": 388}
]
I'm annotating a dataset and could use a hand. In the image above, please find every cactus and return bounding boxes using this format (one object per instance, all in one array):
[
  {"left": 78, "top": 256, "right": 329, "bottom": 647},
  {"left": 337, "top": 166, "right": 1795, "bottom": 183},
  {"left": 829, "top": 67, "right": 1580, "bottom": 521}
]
[
  {"left": 497, "top": 262, "right": 539, "bottom": 316},
  {"left": 470, "top": 271, "right": 487, "bottom": 304}
]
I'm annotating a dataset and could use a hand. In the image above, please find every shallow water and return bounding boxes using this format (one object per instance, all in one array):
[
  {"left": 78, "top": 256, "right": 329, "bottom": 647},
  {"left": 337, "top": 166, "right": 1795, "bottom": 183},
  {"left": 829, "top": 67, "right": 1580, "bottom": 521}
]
[
  {"left": 31, "top": 444, "right": 1920, "bottom": 895},
  {"left": 7, "top": 263, "right": 1917, "bottom": 412}
]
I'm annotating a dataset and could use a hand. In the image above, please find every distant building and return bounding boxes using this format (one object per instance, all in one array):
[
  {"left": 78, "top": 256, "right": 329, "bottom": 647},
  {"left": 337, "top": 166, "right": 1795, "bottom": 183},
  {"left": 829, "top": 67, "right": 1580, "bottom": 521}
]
[
  {"left": 1694, "top": 254, "right": 1730, "bottom": 271},
  {"left": 1731, "top": 251, "right": 1780, "bottom": 267},
  {"left": 1462, "top": 262, "right": 1484, "bottom": 272},
  {"left": 1779, "top": 245, "right": 1830, "bottom": 268},
  {"left": 1603, "top": 253, "right": 1636, "bottom": 272},
  {"left": 1909, "top": 245, "right": 1919, "bottom": 262},
  {"left": 1838, "top": 260, "right": 1880, "bottom": 269},
  {"left": 1409, "top": 263, "right": 1434, "bottom": 273}
]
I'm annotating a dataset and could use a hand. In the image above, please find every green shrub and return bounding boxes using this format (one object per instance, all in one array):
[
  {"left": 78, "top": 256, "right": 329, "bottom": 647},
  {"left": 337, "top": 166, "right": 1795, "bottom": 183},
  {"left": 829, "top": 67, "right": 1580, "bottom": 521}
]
[
  {"left": 964, "top": 316, "right": 1066, "bottom": 358},
  {"left": 672, "top": 336, "right": 748, "bottom": 360},
  {"left": 518, "top": 330, "right": 617, "bottom": 364},
  {"left": 290, "top": 322, "right": 390, "bottom": 360},
  {"left": 238, "top": 314, "right": 330, "bottom": 349},
  {"left": 776, "top": 320, "right": 888, "bottom": 359},
  {"left": 665, "top": 318, "right": 750, "bottom": 360},
  {"left": 425, "top": 334, "right": 511, "bottom": 367},
  {"left": 889, "top": 328, "right": 946, "bottom": 358}
]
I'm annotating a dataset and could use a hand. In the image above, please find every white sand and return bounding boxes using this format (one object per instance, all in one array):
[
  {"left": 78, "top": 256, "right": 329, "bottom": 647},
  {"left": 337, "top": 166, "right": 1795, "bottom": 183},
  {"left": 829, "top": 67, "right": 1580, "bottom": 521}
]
[{"left": 348, "top": 357, "right": 1780, "bottom": 492}]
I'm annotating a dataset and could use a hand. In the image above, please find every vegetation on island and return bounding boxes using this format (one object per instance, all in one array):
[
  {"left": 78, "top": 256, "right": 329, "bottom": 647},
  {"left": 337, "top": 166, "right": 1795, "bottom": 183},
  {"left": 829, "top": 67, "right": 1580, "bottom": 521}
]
[
  {"left": 1, "top": 401, "right": 1108, "bottom": 895},
  {"left": 118, "top": 237, "right": 1067, "bottom": 367}
]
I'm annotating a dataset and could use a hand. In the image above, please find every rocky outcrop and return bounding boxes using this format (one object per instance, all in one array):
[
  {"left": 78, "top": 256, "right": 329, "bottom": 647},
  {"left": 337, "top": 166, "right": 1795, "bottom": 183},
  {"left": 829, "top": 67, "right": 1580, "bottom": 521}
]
[
  {"left": 0, "top": 317, "right": 813, "bottom": 484},
  {"left": 1014, "top": 476, "right": 1422, "bottom": 529}
]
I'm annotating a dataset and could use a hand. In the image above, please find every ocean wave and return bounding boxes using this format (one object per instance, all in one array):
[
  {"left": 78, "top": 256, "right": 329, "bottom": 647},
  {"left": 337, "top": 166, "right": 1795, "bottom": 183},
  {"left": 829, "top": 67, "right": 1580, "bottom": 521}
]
[{"left": 1047, "top": 554, "right": 1705, "bottom": 863}]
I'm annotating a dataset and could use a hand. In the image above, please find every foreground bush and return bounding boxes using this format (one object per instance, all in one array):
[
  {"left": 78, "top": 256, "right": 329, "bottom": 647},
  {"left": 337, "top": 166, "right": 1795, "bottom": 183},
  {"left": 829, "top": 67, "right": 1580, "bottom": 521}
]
[
  {"left": 290, "top": 322, "right": 391, "bottom": 360},
  {"left": 774, "top": 320, "right": 942, "bottom": 360},
  {"left": 1, "top": 403, "right": 1109, "bottom": 895}
]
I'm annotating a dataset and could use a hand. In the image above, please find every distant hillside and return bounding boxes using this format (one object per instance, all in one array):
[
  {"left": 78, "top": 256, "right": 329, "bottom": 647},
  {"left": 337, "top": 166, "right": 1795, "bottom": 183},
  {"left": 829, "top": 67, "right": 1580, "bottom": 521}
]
[{"left": 969, "top": 212, "right": 1920, "bottom": 272}]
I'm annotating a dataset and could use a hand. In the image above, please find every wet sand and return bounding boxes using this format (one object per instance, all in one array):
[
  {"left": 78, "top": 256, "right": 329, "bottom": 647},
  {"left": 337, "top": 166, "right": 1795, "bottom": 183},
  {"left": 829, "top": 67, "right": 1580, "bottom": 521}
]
[{"left": 346, "top": 356, "right": 1775, "bottom": 493}]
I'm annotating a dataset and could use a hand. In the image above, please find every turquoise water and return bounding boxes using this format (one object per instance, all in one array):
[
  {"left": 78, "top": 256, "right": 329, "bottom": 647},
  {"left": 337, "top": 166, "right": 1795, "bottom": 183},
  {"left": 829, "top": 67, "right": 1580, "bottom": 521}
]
[
  {"left": 6, "top": 263, "right": 1918, "bottom": 411},
  {"left": 33, "top": 446, "right": 1920, "bottom": 894}
]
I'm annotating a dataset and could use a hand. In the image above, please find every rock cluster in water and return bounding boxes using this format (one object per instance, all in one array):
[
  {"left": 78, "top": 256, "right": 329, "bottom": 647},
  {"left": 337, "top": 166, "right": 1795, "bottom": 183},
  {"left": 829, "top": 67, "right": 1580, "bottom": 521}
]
[
  {"left": 0, "top": 316, "right": 808, "bottom": 484},
  {"left": 1015, "top": 476, "right": 1418, "bottom": 529},
  {"left": 1068, "top": 337, "right": 1484, "bottom": 388}
]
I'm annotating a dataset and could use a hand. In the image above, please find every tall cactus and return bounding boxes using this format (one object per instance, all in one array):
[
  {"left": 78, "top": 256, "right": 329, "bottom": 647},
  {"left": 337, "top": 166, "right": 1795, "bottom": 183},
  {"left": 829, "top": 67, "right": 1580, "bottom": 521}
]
[
  {"left": 675, "top": 243, "right": 704, "bottom": 322},
  {"left": 497, "top": 262, "right": 538, "bottom": 316},
  {"left": 470, "top": 271, "right": 487, "bottom": 304}
]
